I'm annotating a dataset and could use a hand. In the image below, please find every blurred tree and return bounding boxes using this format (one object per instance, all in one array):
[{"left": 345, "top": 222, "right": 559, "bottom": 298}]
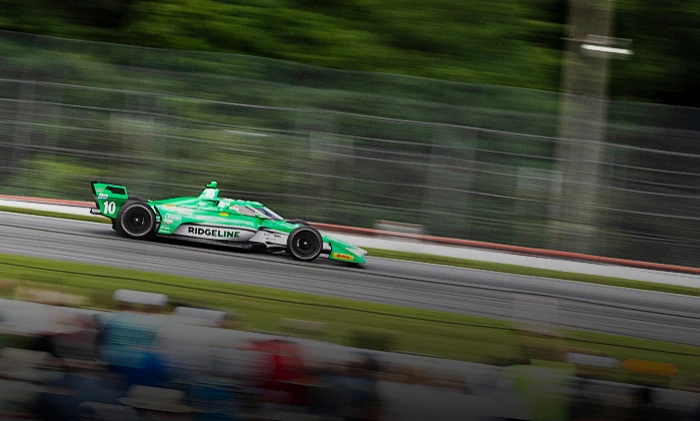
[
  {"left": 0, "top": 0, "right": 697, "bottom": 105},
  {"left": 53, "top": 0, "right": 141, "bottom": 29},
  {"left": 612, "top": 0, "right": 700, "bottom": 107}
]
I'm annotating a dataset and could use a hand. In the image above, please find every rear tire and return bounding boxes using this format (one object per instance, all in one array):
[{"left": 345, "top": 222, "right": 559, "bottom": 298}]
[
  {"left": 116, "top": 200, "right": 157, "bottom": 239},
  {"left": 112, "top": 197, "right": 145, "bottom": 233},
  {"left": 287, "top": 226, "right": 323, "bottom": 261}
]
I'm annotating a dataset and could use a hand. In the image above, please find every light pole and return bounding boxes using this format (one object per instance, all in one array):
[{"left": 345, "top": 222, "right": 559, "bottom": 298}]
[{"left": 549, "top": 0, "right": 633, "bottom": 254}]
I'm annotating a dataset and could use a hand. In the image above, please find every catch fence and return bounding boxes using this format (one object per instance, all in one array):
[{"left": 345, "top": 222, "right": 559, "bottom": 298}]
[{"left": 1, "top": 30, "right": 699, "bottom": 266}]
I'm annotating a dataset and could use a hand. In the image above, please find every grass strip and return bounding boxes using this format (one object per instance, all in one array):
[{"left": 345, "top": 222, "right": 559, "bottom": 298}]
[
  {"left": 4, "top": 205, "right": 700, "bottom": 298},
  {"left": 0, "top": 253, "right": 699, "bottom": 388},
  {"left": 0, "top": 206, "right": 110, "bottom": 224}
]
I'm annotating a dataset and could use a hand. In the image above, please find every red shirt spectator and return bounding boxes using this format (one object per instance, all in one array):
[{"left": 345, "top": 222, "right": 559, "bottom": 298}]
[{"left": 252, "top": 339, "right": 311, "bottom": 406}]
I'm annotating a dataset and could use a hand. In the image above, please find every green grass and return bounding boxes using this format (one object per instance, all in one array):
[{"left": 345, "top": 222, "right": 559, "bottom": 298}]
[
  {"left": 1, "top": 252, "right": 700, "bottom": 388},
  {"left": 4, "top": 205, "right": 700, "bottom": 298}
]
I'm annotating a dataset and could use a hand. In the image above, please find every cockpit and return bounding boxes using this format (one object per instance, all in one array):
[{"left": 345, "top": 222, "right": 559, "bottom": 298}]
[
  {"left": 252, "top": 206, "right": 284, "bottom": 221},
  {"left": 224, "top": 202, "right": 284, "bottom": 221},
  {"left": 198, "top": 181, "right": 284, "bottom": 221}
]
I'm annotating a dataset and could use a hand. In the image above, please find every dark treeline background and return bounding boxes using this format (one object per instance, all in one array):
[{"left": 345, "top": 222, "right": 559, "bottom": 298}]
[{"left": 0, "top": 0, "right": 698, "bottom": 107}]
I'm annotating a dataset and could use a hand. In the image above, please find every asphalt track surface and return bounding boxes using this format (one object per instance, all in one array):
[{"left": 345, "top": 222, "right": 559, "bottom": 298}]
[{"left": 1, "top": 211, "right": 700, "bottom": 347}]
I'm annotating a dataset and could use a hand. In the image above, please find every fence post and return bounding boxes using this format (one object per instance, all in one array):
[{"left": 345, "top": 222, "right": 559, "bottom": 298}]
[
  {"left": 424, "top": 129, "right": 473, "bottom": 238},
  {"left": 424, "top": 137, "right": 444, "bottom": 236},
  {"left": 11, "top": 63, "right": 37, "bottom": 193},
  {"left": 516, "top": 167, "right": 553, "bottom": 247}
]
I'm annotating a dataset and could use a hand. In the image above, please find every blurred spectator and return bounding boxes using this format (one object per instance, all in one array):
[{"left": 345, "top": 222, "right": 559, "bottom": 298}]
[
  {"left": 33, "top": 370, "right": 125, "bottom": 421},
  {"left": 216, "top": 312, "right": 243, "bottom": 330},
  {"left": 357, "top": 355, "right": 383, "bottom": 421},
  {"left": 98, "top": 304, "right": 171, "bottom": 391},
  {"left": 685, "top": 380, "right": 700, "bottom": 421},
  {"left": 211, "top": 339, "right": 260, "bottom": 383},
  {"left": 501, "top": 342, "right": 575, "bottom": 421},
  {"left": 628, "top": 386, "right": 659, "bottom": 421},
  {"left": 0, "top": 348, "right": 59, "bottom": 418},
  {"left": 213, "top": 340, "right": 267, "bottom": 416},
  {"left": 335, "top": 354, "right": 383, "bottom": 421},
  {"left": 257, "top": 339, "right": 310, "bottom": 407},
  {"left": 27, "top": 310, "right": 87, "bottom": 365},
  {"left": 309, "top": 360, "right": 351, "bottom": 419},
  {"left": 691, "top": 402, "right": 700, "bottom": 421},
  {"left": 58, "top": 314, "right": 101, "bottom": 361},
  {"left": 568, "top": 377, "right": 605, "bottom": 421}
]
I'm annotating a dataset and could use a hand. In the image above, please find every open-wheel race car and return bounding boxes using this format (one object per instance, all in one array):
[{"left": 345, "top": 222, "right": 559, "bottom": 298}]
[{"left": 89, "top": 180, "right": 368, "bottom": 265}]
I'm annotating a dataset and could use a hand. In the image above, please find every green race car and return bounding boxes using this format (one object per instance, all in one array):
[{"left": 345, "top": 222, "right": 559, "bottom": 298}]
[{"left": 89, "top": 180, "right": 368, "bottom": 265}]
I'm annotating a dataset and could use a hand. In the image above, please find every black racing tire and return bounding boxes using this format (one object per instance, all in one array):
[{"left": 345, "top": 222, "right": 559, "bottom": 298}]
[
  {"left": 116, "top": 200, "right": 157, "bottom": 239},
  {"left": 112, "top": 197, "right": 145, "bottom": 233},
  {"left": 286, "top": 226, "right": 323, "bottom": 261}
]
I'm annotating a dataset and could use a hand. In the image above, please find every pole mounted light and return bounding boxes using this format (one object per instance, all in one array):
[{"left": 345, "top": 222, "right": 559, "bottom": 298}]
[
  {"left": 565, "top": 35, "right": 634, "bottom": 58},
  {"left": 549, "top": 0, "right": 634, "bottom": 254}
]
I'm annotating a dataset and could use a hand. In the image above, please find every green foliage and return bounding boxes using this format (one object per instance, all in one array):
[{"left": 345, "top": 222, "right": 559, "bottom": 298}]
[
  {"left": 2, "top": 0, "right": 563, "bottom": 91},
  {"left": 5, "top": 154, "right": 105, "bottom": 200},
  {"left": 0, "top": 0, "right": 697, "bottom": 105},
  {"left": 612, "top": 0, "right": 700, "bottom": 107}
]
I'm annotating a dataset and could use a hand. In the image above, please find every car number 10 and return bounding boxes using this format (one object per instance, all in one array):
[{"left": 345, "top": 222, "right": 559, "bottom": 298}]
[{"left": 104, "top": 201, "right": 116, "bottom": 215}]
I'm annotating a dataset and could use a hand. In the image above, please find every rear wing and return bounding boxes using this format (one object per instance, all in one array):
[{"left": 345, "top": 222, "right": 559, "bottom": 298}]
[{"left": 90, "top": 180, "right": 130, "bottom": 219}]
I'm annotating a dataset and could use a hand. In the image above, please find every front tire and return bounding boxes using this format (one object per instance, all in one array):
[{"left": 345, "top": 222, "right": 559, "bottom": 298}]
[
  {"left": 287, "top": 226, "right": 323, "bottom": 261},
  {"left": 116, "top": 200, "right": 157, "bottom": 239}
]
